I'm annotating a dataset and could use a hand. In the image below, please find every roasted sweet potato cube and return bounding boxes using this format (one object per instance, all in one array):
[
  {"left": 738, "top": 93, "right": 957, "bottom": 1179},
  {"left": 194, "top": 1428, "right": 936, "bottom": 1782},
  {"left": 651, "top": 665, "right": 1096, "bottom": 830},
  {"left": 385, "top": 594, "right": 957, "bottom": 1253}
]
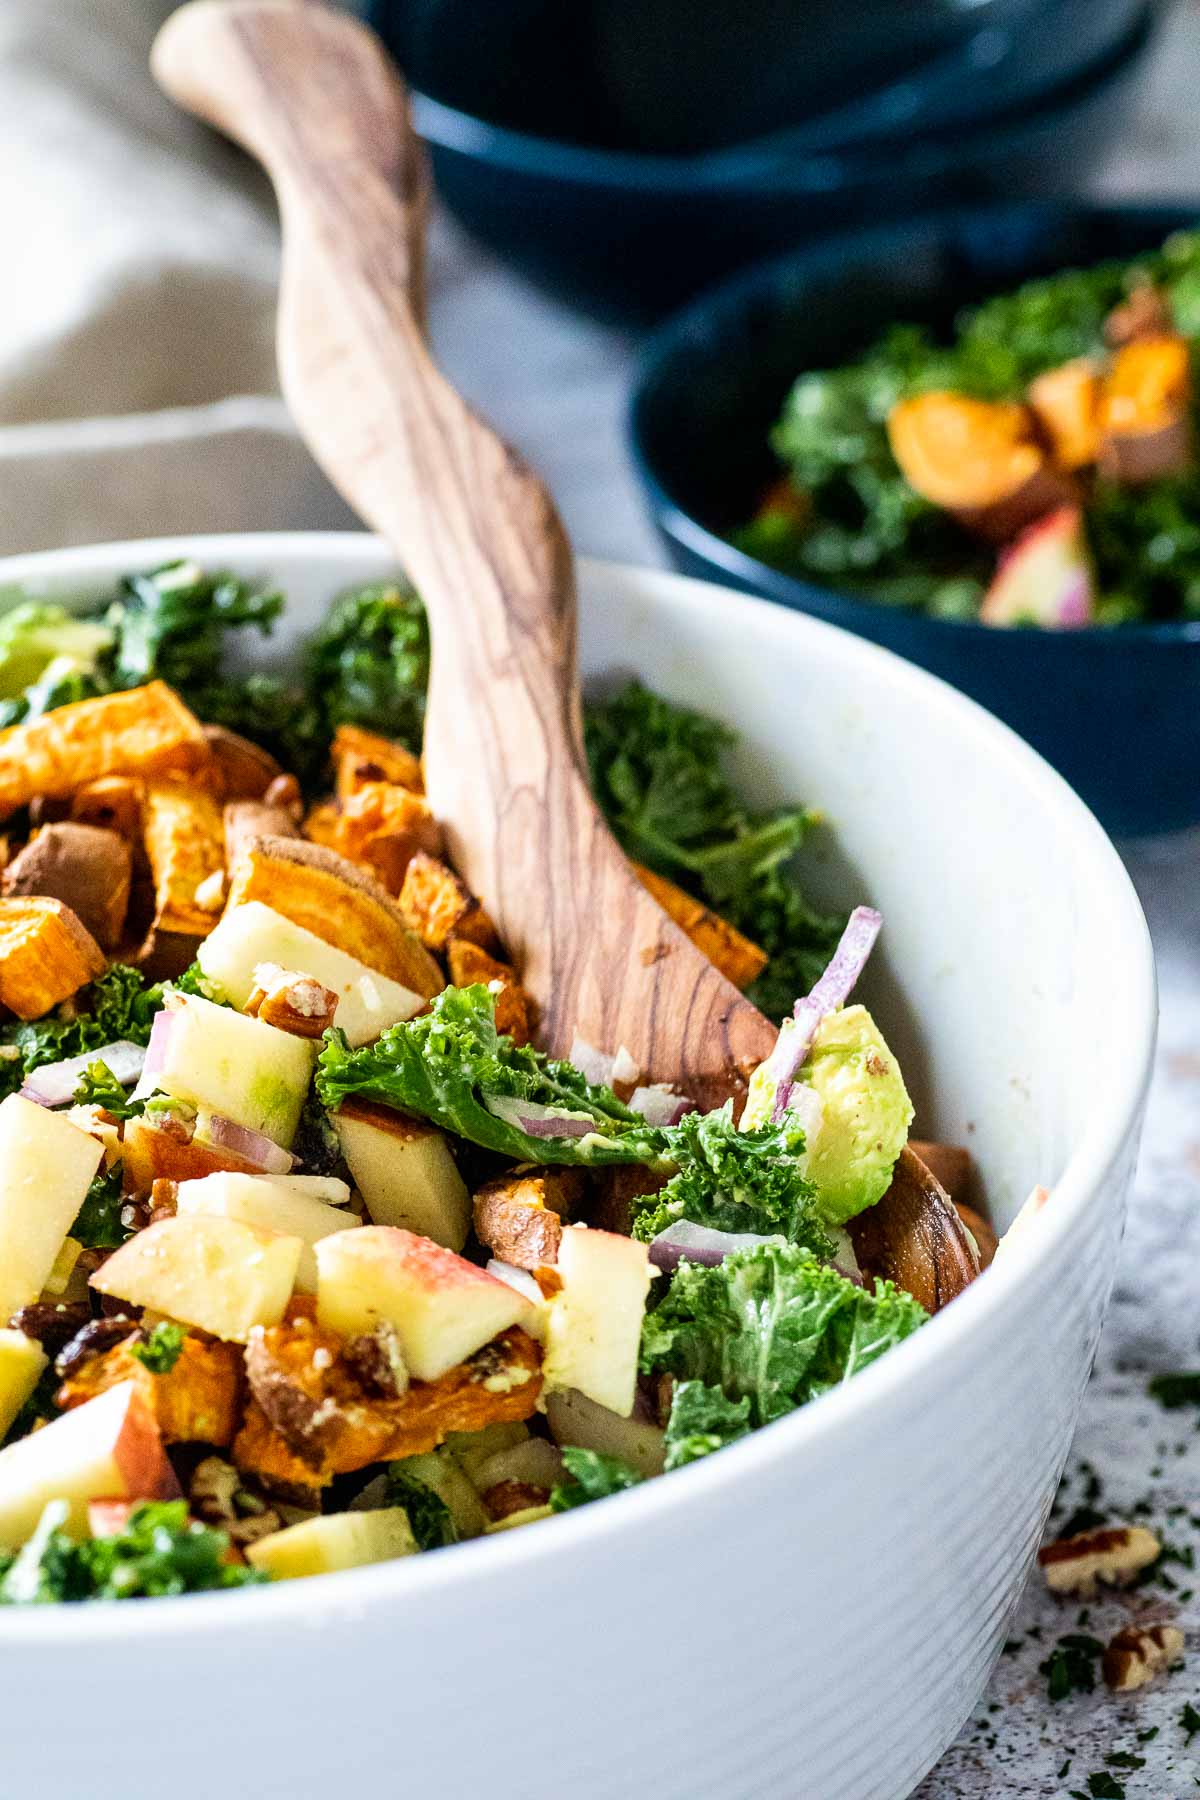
[
  {"left": 226, "top": 835, "right": 444, "bottom": 997},
  {"left": 56, "top": 1335, "right": 243, "bottom": 1447},
  {"left": 2, "top": 823, "right": 132, "bottom": 950},
  {"left": 1099, "top": 334, "right": 1193, "bottom": 484},
  {"left": 141, "top": 778, "right": 226, "bottom": 941},
  {"left": 446, "top": 940, "right": 534, "bottom": 1045},
  {"left": 331, "top": 783, "right": 443, "bottom": 894},
  {"left": 332, "top": 725, "right": 423, "bottom": 799},
  {"left": 301, "top": 800, "right": 341, "bottom": 851},
  {"left": 203, "top": 725, "right": 283, "bottom": 801},
  {"left": 225, "top": 800, "right": 299, "bottom": 874},
  {"left": 0, "top": 681, "right": 208, "bottom": 819},
  {"left": 399, "top": 851, "right": 499, "bottom": 954},
  {"left": 69, "top": 776, "right": 144, "bottom": 842},
  {"left": 473, "top": 1170, "right": 584, "bottom": 1270},
  {"left": 0, "top": 896, "right": 105, "bottom": 1019},
  {"left": 632, "top": 863, "right": 767, "bottom": 991}
]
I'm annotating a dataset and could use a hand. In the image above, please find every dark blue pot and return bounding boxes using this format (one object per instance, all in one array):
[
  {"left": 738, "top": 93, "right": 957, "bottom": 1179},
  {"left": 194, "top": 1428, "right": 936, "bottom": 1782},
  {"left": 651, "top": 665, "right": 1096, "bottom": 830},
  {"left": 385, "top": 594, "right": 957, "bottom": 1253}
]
[
  {"left": 366, "top": 3, "right": 1155, "bottom": 323},
  {"left": 630, "top": 201, "right": 1200, "bottom": 838}
]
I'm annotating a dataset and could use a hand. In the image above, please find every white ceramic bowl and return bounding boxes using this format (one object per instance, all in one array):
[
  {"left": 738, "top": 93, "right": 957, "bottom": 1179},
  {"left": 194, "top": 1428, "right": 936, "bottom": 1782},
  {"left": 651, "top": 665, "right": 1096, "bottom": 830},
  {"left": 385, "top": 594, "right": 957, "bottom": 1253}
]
[{"left": 0, "top": 536, "right": 1155, "bottom": 1800}]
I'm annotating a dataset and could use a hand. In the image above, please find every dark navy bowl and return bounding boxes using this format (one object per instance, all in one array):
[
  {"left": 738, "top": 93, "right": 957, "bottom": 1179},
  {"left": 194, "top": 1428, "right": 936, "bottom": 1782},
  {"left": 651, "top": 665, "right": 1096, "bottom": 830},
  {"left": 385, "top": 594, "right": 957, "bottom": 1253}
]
[
  {"left": 630, "top": 201, "right": 1200, "bottom": 837},
  {"left": 374, "top": 5, "right": 1155, "bottom": 322}
]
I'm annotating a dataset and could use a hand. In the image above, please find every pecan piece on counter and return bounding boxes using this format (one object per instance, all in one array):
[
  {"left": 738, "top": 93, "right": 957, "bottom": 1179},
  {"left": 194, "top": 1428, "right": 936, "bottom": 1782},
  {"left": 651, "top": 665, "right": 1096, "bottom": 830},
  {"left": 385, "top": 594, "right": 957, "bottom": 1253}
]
[
  {"left": 1037, "top": 1524, "right": 1161, "bottom": 1597},
  {"left": 1102, "top": 1623, "right": 1185, "bottom": 1692}
]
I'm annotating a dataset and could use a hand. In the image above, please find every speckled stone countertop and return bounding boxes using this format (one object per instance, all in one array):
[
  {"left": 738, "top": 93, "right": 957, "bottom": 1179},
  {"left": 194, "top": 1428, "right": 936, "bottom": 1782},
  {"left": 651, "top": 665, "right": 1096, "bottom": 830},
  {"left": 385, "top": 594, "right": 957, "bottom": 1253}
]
[{"left": 423, "top": 11, "right": 1200, "bottom": 1792}]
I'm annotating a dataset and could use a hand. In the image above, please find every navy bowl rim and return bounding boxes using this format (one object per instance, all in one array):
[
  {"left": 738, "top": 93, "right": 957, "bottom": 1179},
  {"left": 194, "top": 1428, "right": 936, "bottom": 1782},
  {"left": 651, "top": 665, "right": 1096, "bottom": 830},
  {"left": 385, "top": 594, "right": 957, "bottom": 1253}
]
[
  {"left": 628, "top": 196, "right": 1200, "bottom": 650},
  {"left": 403, "top": 5, "right": 1153, "bottom": 194}
]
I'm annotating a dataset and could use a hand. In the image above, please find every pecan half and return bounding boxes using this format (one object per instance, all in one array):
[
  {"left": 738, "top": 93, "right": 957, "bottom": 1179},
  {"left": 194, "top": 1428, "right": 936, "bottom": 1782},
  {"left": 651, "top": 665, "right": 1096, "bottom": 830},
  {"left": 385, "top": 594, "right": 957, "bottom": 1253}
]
[
  {"left": 245, "top": 963, "right": 339, "bottom": 1038},
  {"left": 1103, "top": 1623, "right": 1185, "bottom": 1691},
  {"left": 1037, "top": 1524, "right": 1161, "bottom": 1596}
]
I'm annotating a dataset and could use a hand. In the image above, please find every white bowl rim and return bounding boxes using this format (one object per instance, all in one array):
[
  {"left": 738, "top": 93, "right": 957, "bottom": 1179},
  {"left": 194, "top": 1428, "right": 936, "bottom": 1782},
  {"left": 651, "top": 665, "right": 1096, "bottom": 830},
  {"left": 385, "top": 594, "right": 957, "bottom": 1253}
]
[{"left": 0, "top": 531, "right": 1157, "bottom": 1644}]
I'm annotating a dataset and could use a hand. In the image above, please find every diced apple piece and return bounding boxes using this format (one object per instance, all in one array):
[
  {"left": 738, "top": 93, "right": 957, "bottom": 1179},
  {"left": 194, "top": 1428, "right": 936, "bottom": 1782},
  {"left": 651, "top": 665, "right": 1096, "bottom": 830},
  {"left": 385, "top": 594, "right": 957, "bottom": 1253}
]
[
  {"left": 980, "top": 507, "right": 1095, "bottom": 629},
  {"left": 175, "top": 1171, "right": 360, "bottom": 1293},
  {"left": 543, "top": 1228, "right": 652, "bottom": 1418},
  {"left": 0, "top": 1330, "right": 48, "bottom": 1439},
  {"left": 0, "top": 1094, "right": 105, "bottom": 1321},
  {"left": 332, "top": 1100, "right": 469, "bottom": 1251},
  {"left": 545, "top": 1387, "right": 666, "bottom": 1478},
  {"left": 197, "top": 900, "right": 426, "bottom": 1046},
  {"left": 91, "top": 1214, "right": 303, "bottom": 1343},
  {"left": 145, "top": 992, "right": 315, "bottom": 1146},
  {"left": 245, "top": 1507, "right": 417, "bottom": 1580},
  {"left": 472, "top": 1436, "right": 564, "bottom": 1495},
  {"left": 315, "top": 1228, "right": 536, "bottom": 1381},
  {"left": 393, "top": 1449, "right": 489, "bottom": 1538},
  {"left": 441, "top": 1422, "right": 529, "bottom": 1486},
  {"left": 272, "top": 1175, "right": 352, "bottom": 1204},
  {"left": 0, "top": 1381, "right": 177, "bottom": 1547}
]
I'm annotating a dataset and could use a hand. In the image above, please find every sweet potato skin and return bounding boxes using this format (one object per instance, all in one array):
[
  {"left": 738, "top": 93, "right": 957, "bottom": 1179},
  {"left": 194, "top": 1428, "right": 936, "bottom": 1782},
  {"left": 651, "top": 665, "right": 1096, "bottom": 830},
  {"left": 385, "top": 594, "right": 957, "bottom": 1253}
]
[
  {"left": 226, "top": 835, "right": 444, "bottom": 998},
  {"left": 0, "top": 896, "right": 106, "bottom": 1019},
  {"left": 225, "top": 800, "right": 299, "bottom": 873},
  {"left": 235, "top": 1317, "right": 542, "bottom": 1483},
  {"left": 57, "top": 1336, "right": 243, "bottom": 1447},
  {"left": 332, "top": 725, "right": 423, "bottom": 799},
  {"left": 632, "top": 862, "right": 767, "bottom": 990},
  {"left": 202, "top": 726, "right": 282, "bottom": 801},
  {"left": 1099, "top": 336, "right": 1194, "bottom": 484},
  {"left": 1, "top": 823, "right": 131, "bottom": 950},
  {"left": 0, "top": 681, "right": 207, "bottom": 819},
  {"left": 474, "top": 1174, "right": 568, "bottom": 1270},
  {"left": 398, "top": 851, "right": 499, "bottom": 954},
  {"left": 69, "top": 777, "right": 144, "bottom": 842}
]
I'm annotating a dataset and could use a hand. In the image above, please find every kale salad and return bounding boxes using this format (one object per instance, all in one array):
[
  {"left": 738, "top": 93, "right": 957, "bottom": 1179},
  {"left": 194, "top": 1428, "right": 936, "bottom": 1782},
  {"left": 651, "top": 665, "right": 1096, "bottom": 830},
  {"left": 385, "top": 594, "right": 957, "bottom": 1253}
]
[
  {"left": 0, "top": 561, "right": 995, "bottom": 1604},
  {"left": 739, "top": 228, "right": 1200, "bottom": 628}
]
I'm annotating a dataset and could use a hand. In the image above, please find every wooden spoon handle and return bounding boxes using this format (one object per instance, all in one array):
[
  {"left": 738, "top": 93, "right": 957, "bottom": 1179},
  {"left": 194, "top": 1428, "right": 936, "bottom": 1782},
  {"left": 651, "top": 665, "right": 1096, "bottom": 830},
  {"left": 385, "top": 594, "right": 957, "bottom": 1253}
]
[{"left": 153, "top": 1, "right": 779, "bottom": 1102}]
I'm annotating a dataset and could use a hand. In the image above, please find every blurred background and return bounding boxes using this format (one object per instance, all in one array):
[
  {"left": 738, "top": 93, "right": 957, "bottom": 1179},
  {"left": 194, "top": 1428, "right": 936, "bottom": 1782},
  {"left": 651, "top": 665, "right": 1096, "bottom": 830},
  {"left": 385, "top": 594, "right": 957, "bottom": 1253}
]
[{"left": 2, "top": 0, "right": 1194, "bottom": 568}]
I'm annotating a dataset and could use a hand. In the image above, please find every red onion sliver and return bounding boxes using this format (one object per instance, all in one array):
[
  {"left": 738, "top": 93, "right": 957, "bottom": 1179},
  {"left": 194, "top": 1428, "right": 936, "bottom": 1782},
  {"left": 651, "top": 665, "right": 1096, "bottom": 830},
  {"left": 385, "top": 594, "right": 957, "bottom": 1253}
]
[
  {"left": 648, "top": 1221, "right": 779, "bottom": 1275},
  {"left": 484, "top": 1094, "right": 597, "bottom": 1140},
  {"left": 485, "top": 1259, "right": 545, "bottom": 1308},
  {"left": 20, "top": 1040, "right": 148, "bottom": 1108},
  {"left": 203, "top": 1114, "right": 295, "bottom": 1174},
  {"left": 769, "top": 905, "right": 883, "bottom": 1123},
  {"left": 143, "top": 1009, "right": 175, "bottom": 1080},
  {"left": 628, "top": 1084, "right": 692, "bottom": 1127}
]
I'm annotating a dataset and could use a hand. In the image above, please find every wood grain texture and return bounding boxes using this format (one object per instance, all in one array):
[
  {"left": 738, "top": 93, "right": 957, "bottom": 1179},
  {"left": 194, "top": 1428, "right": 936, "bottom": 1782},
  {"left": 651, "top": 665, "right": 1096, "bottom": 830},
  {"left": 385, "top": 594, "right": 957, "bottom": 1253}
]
[
  {"left": 847, "top": 1146, "right": 979, "bottom": 1312},
  {"left": 151, "top": 0, "right": 776, "bottom": 1109}
]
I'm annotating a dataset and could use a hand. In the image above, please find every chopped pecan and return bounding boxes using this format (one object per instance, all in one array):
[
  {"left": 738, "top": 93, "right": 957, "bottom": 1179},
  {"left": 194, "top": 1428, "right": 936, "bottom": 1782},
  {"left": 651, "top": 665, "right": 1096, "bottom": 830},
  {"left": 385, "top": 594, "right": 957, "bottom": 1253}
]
[
  {"left": 1102, "top": 1623, "right": 1185, "bottom": 1691},
  {"left": 188, "top": 1454, "right": 284, "bottom": 1549},
  {"left": 481, "top": 1479, "right": 551, "bottom": 1522},
  {"left": 1037, "top": 1524, "right": 1161, "bottom": 1596},
  {"left": 245, "top": 963, "right": 339, "bottom": 1038}
]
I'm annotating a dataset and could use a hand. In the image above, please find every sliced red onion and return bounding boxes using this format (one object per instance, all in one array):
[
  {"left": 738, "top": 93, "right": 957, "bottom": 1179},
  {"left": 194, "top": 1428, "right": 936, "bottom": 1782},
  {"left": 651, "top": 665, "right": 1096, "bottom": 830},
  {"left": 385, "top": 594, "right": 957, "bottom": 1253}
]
[
  {"left": 628, "top": 1083, "right": 693, "bottom": 1128},
  {"left": 767, "top": 905, "right": 883, "bottom": 1123},
  {"left": 485, "top": 1259, "right": 545, "bottom": 1308},
  {"left": 202, "top": 1114, "right": 295, "bottom": 1174},
  {"left": 142, "top": 1009, "right": 175, "bottom": 1080},
  {"left": 828, "top": 1225, "right": 865, "bottom": 1288},
  {"left": 648, "top": 1221, "right": 779, "bottom": 1274},
  {"left": 568, "top": 1036, "right": 613, "bottom": 1087},
  {"left": 485, "top": 1094, "right": 597, "bottom": 1140},
  {"left": 20, "top": 1040, "right": 147, "bottom": 1108}
]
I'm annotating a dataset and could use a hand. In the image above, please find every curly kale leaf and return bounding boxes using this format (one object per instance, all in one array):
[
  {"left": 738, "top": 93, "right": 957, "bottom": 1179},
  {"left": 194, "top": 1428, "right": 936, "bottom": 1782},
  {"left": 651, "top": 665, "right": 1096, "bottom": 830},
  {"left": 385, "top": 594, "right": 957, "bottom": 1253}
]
[
  {"left": 129, "top": 1323, "right": 187, "bottom": 1376},
  {"left": 0, "top": 964, "right": 165, "bottom": 1102},
  {"left": 549, "top": 1448, "right": 644, "bottom": 1512},
  {"left": 316, "top": 985, "right": 669, "bottom": 1168},
  {"left": 385, "top": 1469, "right": 458, "bottom": 1551},
  {"left": 0, "top": 1500, "right": 266, "bottom": 1604},
  {"left": 304, "top": 581, "right": 430, "bottom": 751},
  {"left": 641, "top": 1242, "right": 927, "bottom": 1429},
  {"left": 72, "top": 1059, "right": 146, "bottom": 1121},
  {"left": 71, "top": 1164, "right": 129, "bottom": 1251},
  {"left": 663, "top": 1380, "right": 753, "bottom": 1471},
  {"left": 584, "top": 681, "right": 843, "bottom": 1020},
  {"left": 630, "top": 1102, "right": 831, "bottom": 1257}
]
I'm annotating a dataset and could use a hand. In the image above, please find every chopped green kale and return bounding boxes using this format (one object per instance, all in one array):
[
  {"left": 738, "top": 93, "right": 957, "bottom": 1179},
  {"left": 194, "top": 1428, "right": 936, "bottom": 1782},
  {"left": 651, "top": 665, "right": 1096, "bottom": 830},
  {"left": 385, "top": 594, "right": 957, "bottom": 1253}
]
[
  {"left": 1039, "top": 1632, "right": 1104, "bottom": 1702},
  {"left": 0, "top": 1500, "right": 265, "bottom": 1603},
  {"left": 72, "top": 1059, "right": 146, "bottom": 1120},
  {"left": 629, "top": 1102, "right": 831, "bottom": 1257},
  {"left": 663, "top": 1380, "right": 752, "bottom": 1470},
  {"left": 640, "top": 1242, "right": 926, "bottom": 1428},
  {"left": 549, "top": 1448, "right": 644, "bottom": 1512},
  {"left": 385, "top": 1469, "right": 458, "bottom": 1551},
  {"left": 1181, "top": 1701, "right": 1200, "bottom": 1744},
  {"left": 1149, "top": 1372, "right": 1200, "bottom": 1410},
  {"left": 0, "top": 963, "right": 165, "bottom": 1101},
  {"left": 70, "top": 1164, "right": 129, "bottom": 1251},
  {"left": 172, "top": 962, "right": 229, "bottom": 1005},
  {"left": 316, "top": 985, "right": 669, "bottom": 1168},
  {"left": 129, "top": 1322, "right": 186, "bottom": 1376},
  {"left": 584, "top": 681, "right": 843, "bottom": 1020}
]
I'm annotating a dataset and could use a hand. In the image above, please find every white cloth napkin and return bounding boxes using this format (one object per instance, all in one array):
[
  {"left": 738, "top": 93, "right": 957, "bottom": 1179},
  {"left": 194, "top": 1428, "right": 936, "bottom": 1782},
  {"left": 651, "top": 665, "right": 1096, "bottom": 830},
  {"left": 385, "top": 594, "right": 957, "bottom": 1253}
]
[{"left": 0, "top": 0, "right": 357, "bottom": 554}]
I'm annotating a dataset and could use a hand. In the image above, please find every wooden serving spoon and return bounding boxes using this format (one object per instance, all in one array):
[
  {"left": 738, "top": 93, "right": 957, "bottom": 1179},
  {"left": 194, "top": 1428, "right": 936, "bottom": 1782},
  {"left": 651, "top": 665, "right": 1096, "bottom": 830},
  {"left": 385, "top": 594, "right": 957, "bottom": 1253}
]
[{"left": 151, "top": 0, "right": 976, "bottom": 1305}]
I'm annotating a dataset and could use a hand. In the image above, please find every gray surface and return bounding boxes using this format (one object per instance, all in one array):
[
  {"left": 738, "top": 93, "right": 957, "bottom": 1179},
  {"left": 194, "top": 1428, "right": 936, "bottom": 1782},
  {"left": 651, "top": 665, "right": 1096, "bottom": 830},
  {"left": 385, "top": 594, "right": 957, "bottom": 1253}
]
[{"left": 424, "top": 7, "right": 1200, "bottom": 1792}]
